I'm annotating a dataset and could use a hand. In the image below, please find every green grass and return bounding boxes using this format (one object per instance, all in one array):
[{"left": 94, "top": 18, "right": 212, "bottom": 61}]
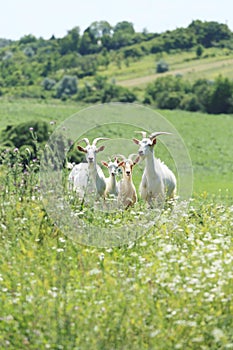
[
  {"left": 90, "top": 47, "right": 233, "bottom": 88},
  {"left": 0, "top": 99, "right": 232, "bottom": 349},
  {"left": 0, "top": 98, "right": 232, "bottom": 195},
  {"left": 0, "top": 171, "right": 232, "bottom": 349}
]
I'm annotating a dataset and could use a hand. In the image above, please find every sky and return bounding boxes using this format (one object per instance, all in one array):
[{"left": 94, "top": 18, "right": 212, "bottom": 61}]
[{"left": 1, "top": 0, "right": 232, "bottom": 40}]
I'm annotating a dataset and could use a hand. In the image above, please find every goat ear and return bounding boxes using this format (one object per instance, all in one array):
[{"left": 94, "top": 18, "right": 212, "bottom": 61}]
[
  {"left": 132, "top": 138, "right": 140, "bottom": 145},
  {"left": 77, "top": 145, "right": 87, "bottom": 153},
  {"left": 133, "top": 156, "right": 140, "bottom": 165},
  {"left": 96, "top": 145, "right": 105, "bottom": 153},
  {"left": 101, "top": 161, "right": 108, "bottom": 167},
  {"left": 152, "top": 138, "right": 157, "bottom": 145},
  {"left": 118, "top": 161, "right": 124, "bottom": 167}
]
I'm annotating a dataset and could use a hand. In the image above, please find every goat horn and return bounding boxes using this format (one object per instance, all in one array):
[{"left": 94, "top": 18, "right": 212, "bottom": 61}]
[
  {"left": 92, "top": 137, "right": 110, "bottom": 146},
  {"left": 115, "top": 154, "right": 126, "bottom": 161},
  {"left": 128, "top": 153, "right": 138, "bottom": 160},
  {"left": 77, "top": 137, "right": 90, "bottom": 145},
  {"left": 134, "top": 131, "right": 147, "bottom": 138},
  {"left": 149, "top": 132, "right": 172, "bottom": 140}
]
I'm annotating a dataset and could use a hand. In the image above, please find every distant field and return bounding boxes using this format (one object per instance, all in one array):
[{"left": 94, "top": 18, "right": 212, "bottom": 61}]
[
  {"left": 91, "top": 47, "right": 233, "bottom": 89},
  {"left": 0, "top": 98, "right": 232, "bottom": 196}
]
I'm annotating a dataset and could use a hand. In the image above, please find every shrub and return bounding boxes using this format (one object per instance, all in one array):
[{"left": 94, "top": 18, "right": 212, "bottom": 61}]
[
  {"left": 0, "top": 120, "right": 53, "bottom": 167},
  {"left": 196, "top": 44, "right": 204, "bottom": 58},
  {"left": 156, "top": 91, "right": 183, "bottom": 109},
  {"left": 42, "top": 77, "right": 56, "bottom": 91},
  {"left": 1, "top": 120, "right": 51, "bottom": 151},
  {"left": 180, "top": 94, "right": 201, "bottom": 111},
  {"left": 56, "top": 75, "right": 78, "bottom": 99},
  {"left": 101, "top": 84, "right": 137, "bottom": 103},
  {"left": 156, "top": 59, "right": 169, "bottom": 73}
]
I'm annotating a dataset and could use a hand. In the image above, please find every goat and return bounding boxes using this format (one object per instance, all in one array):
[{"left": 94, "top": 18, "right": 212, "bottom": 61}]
[
  {"left": 101, "top": 157, "right": 120, "bottom": 198},
  {"left": 117, "top": 154, "right": 140, "bottom": 209},
  {"left": 133, "top": 131, "right": 176, "bottom": 206},
  {"left": 68, "top": 137, "right": 108, "bottom": 199}
]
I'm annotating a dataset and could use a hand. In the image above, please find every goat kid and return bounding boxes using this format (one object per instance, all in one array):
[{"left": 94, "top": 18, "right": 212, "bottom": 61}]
[
  {"left": 101, "top": 157, "right": 120, "bottom": 197},
  {"left": 68, "top": 137, "right": 108, "bottom": 199},
  {"left": 117, "top": 155, "right": 140, "bottom": 209},
  {"left": 133, "top": 131, "right": 176, "bottom": 206}
]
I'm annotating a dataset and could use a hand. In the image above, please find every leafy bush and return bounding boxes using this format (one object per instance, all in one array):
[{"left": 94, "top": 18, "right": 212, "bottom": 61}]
[
  {"left": 101, "top": 84, "right": 137, "bottom": 103},
  {"left": 208, "top": 76, "right": 233, "bottom": 114},
  {"left": 196, "top": 44, "right": 204, "bottom": 58},
  {"left": 1, "top": 120, "right": 51, "bottom": 152},
  {"left": 156, "top": 59, "right": 169, "bottom": 73},
  {"left": 42, "top": 77, "right": 56, "bottom": 91},
  {"left": 156, "top": 91, "right": 183, "bottom": 109},
  {"left": 0, "top": 120, "right": 54, "bottom": 169},
  {"left": 180, "top": 94, "right": 201, "bottom": 111},
  {"left": 56, "top": 75, "right": 78, "bottom": 99}
]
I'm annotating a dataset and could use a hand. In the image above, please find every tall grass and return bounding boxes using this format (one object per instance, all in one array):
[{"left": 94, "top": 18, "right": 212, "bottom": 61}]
[{"left": 0, "top": 123, "right": 233, "bottom": 349}]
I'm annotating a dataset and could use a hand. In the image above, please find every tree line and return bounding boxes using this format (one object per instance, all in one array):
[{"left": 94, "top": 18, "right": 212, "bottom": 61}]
[{"left": 1, "top": 19, "right": 233, "bottom": 113}]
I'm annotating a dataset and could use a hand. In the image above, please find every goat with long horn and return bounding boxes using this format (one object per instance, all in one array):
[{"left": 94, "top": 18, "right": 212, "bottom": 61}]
[
  {"left": 133, "top": 131, "right": 176, "bottom": 206},
  {"left": 68, "top": 137, "right": 109, "bottom": 200}
]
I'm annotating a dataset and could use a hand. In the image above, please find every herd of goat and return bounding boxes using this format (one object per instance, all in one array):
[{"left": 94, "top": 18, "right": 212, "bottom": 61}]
[{"left": 68, "top": 131, "right": 177, "bottom": 209}]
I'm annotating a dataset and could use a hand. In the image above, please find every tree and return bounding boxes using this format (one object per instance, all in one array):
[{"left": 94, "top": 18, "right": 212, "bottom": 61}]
[
  {"left": 114, "top": 21, "right": 135, "bottom": 35},
  {"left": 196, "top": 44, "right": 204, "bottom": 58},
  {"left": 89, "top": 21, "right": 112, "bottom": 38},
  {"left": 208, "top": 76, "right": 233, "bottom": 114},
  {"left": 192, "top": 78, "right": 214, "bottom": 112},
  {"left": 56, "top": 75, "right": 78, "bottom": 99},
  {"left": 19, "top": 34, "right": 37, "bottom": 45},
  {"left": 42, "top": 77, "right": 56, "bottom": 91},
  {"left": 59, "top": 27, "right": 80, "bottom": 55},
  {"left": 188, "top": 20, "right": 232, "bottom": 47}
]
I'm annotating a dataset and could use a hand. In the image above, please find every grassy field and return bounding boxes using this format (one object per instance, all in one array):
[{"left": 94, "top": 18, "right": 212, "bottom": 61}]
[
  {"left": 93, "top": 47, "right": 233, "bottom": 90},
  {"left": 0, "top": 98, "right": 232, "bottom": 194},
  {"left": 0, "top": 98, "right": 233, "bottom": 349}
]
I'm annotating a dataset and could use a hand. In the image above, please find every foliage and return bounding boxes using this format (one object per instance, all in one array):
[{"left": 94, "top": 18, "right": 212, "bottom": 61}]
[
  {"left": 1, "top": 120, "right": 51, "bottom": 149},
  {"left": 180, "top": 94, "right": 201, "bottom": 111},
  {"left": 0, "top": 21, "right": 233, "bottom": 98},
  {"left": 41, "top": 77, "right": 56, "bottom": 91},
  {"left": 56, "top": 75, "right": 78, "bottom": 99},
  {"left": 196, "top": 44, "right": 204, "bottom": 58},
  {"left": 76, "top": 76, "right": 137, "bottom": 104},
  {"left": 0, "top": 126, "right": 232, "bottom": 348},
  {"left": 207, "top": 75, "right": 233, "bottom": 114},
  {"left": 156, "top": 59, "right": 169, "bottom": 73},
  {"left": 0, "top": 19, "right": 233, "bottom": 110},
  {"left": 188, "top": 20, "right": 232, "bottom": 47},
  {"left": 0, "top": 120, "right": 52, "bottom": 167},
  {"left": 145, "top": 74, "right": 233, "bottom": 114}
]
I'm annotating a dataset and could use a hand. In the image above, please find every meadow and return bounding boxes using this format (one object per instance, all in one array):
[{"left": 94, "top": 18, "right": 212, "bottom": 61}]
[
  {"left": 0, "top": 98, "right": 233, "bottom": 349},
  {"left": 99, "top": 47, "right": 233, "bottom": 88}
]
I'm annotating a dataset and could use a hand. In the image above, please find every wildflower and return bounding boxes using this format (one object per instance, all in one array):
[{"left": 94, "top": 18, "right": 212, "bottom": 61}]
[
  {"left": 14, "top": 148, "right": 19, "bottom": 153},
  {"left": 212, "top": 328, "right": 225, "bottom": 342},
  {"left": 98, "top": 253, "right": 105, "bottom": 261},
  {"left": 29, "top": 127, "right": 34, "bottom": 131},
  {"left": 89, "top": 268, "right": 101, "bottom": 275},
  {"left": 57, "top": 248, "right": 64, "bottom": 253}
]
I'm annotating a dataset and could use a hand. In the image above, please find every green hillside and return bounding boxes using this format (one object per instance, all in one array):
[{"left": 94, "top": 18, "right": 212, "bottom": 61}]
[
  {"left": 1, "top": 19, "right": 233, "bottom": 113},
  {"left": 0, "top": 20, "right": 233, "bottom": 350}
]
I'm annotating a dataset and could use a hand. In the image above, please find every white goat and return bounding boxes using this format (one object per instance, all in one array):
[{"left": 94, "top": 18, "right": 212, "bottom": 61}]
[
  {"left": 133, "top": 131, "right": 176, "bottom": 206},
  {"left": 117, "top": 155, "right": 140, "bottom": 209},
  {"left": 101, "top": 157, "right": 120, "bottom": 197},
  {"left": 68, "top": 137, "right": 108, "bottom": 199}
]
